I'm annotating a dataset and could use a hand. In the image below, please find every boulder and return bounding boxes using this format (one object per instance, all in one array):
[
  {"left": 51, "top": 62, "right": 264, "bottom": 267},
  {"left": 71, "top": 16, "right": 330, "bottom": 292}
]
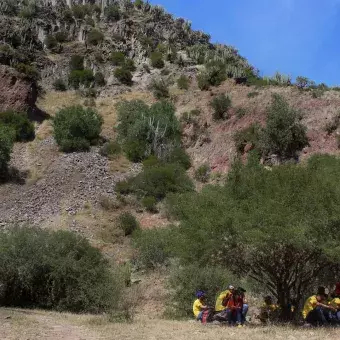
[{"left": 0, "top": 65, "right": 37, "bottom": 112}]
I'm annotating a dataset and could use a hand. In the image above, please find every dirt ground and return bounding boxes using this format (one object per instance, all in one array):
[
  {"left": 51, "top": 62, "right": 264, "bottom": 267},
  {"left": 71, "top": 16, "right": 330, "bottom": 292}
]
[{"left": 1, "top": 308, "right": 340, "bottom": 340}]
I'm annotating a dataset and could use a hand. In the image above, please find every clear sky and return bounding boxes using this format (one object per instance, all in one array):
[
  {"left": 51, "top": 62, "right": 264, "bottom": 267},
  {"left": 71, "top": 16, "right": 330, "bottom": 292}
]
[{"left": 149, "top": 0, "right": 340, "bottom": 86}]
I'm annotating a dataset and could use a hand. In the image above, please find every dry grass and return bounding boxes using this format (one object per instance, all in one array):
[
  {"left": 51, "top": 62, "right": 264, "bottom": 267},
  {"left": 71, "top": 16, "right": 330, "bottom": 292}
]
[{"left": 1, "top": 308, "right": 339, "bottom": 340}]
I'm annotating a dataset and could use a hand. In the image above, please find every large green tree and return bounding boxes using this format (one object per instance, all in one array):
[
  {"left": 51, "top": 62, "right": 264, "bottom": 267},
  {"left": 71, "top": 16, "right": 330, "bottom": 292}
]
[{"left": 167, "top": 154, "right": 340, "bottom": 320}]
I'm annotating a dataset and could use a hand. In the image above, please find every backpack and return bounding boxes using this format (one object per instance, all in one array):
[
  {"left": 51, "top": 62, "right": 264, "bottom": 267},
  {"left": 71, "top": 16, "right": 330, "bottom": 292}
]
[{"left": 201, "top": 308, "right": 214, "bottom": 324}]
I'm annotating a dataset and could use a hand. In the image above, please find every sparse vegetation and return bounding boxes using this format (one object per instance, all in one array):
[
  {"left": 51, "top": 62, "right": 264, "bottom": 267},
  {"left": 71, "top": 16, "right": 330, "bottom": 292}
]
[
  {"left": 177, "top": 74, "right": 190, "bottom": 90},
  {"left": 53, "top": 105, "right": 103, "bottom": 152},
  {"left": 234, "top": 123, "right": 262, "bottom": 154},
  {"left": 44, "top": 35, "right": 58, "bottom": 50},
  {"left": 247, "top": 91, "right": 259, "bottom": 98},
  {"left": 53, "top": 78, "right": 67, "bottom": 91},
  {"left": 69, "top": 55, "right": 84, "bottom": 71},
  {"left": 150, "top": 78, "right": 169, "bottom": 99},
  {"left": 210, "top": 94, "right": 232, "bottom": 120},
  {"left": 194, "top": 164, "right": 210, "bottom": 183},
  {"left": 99, "top": 140, "right": 121, "bottom": 159},
  {"left": 114, "top": 66, "right": 133, "bottom": 85},
  {"left": 87, "top": 29, "right": 104, "bottom": 46},
  {"left": 94, "top": 72, "right": 105, "bottom": 86},
  {"left": 111, "top": 51, "right": 126, "bottom": 66},
  {"left": 105, "top": 4, "right": 120, "bottom": 21},
  {"left": 69, "top": 69, "right": 94, "bottom": 89}
]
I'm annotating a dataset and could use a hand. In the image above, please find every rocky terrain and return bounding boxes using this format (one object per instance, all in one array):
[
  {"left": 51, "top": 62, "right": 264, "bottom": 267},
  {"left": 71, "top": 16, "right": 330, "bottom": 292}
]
[{"left": 1, "top": 0, "right": 340, "bottom": 233}]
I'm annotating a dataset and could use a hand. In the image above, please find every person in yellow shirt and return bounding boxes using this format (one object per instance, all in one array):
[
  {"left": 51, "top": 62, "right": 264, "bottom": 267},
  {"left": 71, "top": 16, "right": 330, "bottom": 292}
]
[
  {"left": 302, "top": 287, "right": 336, "bottom": 326},
  {"left": 193, "top": 290, "right": 208, "bottom": 321},
  {"left": 215, "top": 285, "right": 234, "bottom": 312},
  {"left": 259, "top": 296, "right": 280, "bottom": 323}
]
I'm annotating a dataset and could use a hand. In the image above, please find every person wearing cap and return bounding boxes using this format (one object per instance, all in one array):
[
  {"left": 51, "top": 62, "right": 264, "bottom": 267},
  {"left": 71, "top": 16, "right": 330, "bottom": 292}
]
[
  {"left": 302, "top": 287, "right": 336, "bottom": 326},
  {"left": 215, "top": 285, "right": 234, "bottom": 312},
  {"left": 193, "top": 290, "right": 208, "bottom": 321}
]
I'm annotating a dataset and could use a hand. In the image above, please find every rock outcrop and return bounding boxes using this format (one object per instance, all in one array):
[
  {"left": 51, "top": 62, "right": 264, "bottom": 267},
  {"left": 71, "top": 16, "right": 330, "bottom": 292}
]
[{"left": 0, "top": 65, "right": 37, "bottom": 112}]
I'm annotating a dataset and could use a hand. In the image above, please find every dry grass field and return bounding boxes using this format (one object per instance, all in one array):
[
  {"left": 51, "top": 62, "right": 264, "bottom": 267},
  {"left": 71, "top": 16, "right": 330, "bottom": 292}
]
[{"left": 1, "top": 308, "right": 339, "bottom": 340}]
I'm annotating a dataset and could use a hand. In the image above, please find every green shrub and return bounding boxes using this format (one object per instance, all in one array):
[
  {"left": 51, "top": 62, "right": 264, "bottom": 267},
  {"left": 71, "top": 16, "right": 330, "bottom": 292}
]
[
  {"left": 70, "top": 55, "right": 84, "bottom": 71},
  {"left": 324, "top": 113, "right": 340, "bottom": 135},
  {"left": 0, "top": 111, "right": 35, "bottom": 142},
  {"left": 0, "top": 125, "right": 14, "bottom": 177},
  {"left": 62, "top": 8, "right": 74, "bottom": 23},
  {"left": 111, "top": 51, "right": 125, "bottom": 66},
  {"left": 116, "top": 100, "right": 181, "bottom": 162},
  {"left": 133, "top": 228, "right": 174, "bottom": 270},
  {"left": 261, "top": 94, "right": 309, "bottom": 159},
  {"left": 53, "top": 105, "right": 103, "bottom": 152},
  {"left": 87, "top": 29, "right": 104, "bottom": 46},
  {"left": 194, "top": 164, "right": 210, "bottom": 183},
  {"left": 122, "top": 163, "right": 194, "bottom": 201},
  {"left": 150, "top": 78, "right": 169, "bottom": 99},
  {"left": 295, "top": 76, "right": 314, "bottom": 89},
  {"left": 72, "top": 5, "right": 85, "bottom": 19},
  {"left": 105, "top": 4, "right": 120, "bottom": 21},
  {"left": 99, "top": 140, "right": 121, "bottom": 159},
  {"left": 235, "top": 107, "right": 247, "bottom": 119},
  {"left": 142, "top": 196, "right": 158, "bottom": 213},
  {"left": 85, "top": 17, "right": 95, "bottom": 27},
  {"left": 247, "top": 91, "right": 259, "bottom": 98},
  {"left": 124, "top": 58, "right": 136, "bottom": 72},
  {"left": 166, "top": 148, "right": 191, "bottom": 170},
  {"left": 234, "top": 123, "right": 262, "bottom": 154},
  {"left": 197, "top": 72, "right": 210, "bottom": 90},
  {"left": 14, "top": 63, "right": 39, "bottom": 81},
  {"left": 0, "top": 227, "right": 119, "bottom": 313},
  {"left": 53, "top": 78, "right": 67, "bottom": 91},
  {"left": 134, "top": 0, "right": 144, "bottom": 8},
  {"left": 177, "top": 75, "right": 190, "bottom": 90},
  {"left": 55, "top": 31, "right": 68, "bottom": 43},
  {"left": 167, "top": 264, "right": 234, "bottom": 318},
  {"left": 94, "top": 72, "right": 105, "bottom": 86},
  {"left": 210, "top": 94, "right": 232, "bottom": 120},
  {"left": 117, "top": 212, "right": 139, "bottom": 236},
  {"left": 44, "top": 35, "right": 57, "bottom": 50},
  {"left": 150, "top": 51, "right": 165, "bottom": 69},
  {"left": 68, "top": 69, "right": 94, "bottom": 89},
  {"left": 114, "top": 66, "right": 133, "bottom": 85}
]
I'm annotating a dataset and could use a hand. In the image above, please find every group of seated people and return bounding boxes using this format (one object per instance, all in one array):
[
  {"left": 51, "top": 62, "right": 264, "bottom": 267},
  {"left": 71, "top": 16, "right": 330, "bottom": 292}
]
[
  {"left": 193, "top": 285, "right": 248, "bottom": 327},
  {"left": 193, "top": 283, "right": 340, "bottom": 327}
]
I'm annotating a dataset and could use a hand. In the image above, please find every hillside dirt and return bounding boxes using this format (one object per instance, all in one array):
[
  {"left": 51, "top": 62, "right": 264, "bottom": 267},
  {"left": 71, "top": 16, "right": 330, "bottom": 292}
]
[{"left": 1, "top": 308, "right": 340, "bottom": 340}]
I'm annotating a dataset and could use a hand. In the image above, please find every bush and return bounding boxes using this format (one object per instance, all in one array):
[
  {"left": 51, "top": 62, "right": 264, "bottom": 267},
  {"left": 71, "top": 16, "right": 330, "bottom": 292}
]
[
  {"left": 68, "top": 69, "right": 94, "bottom": 89},
  {"left": 87, "top": 29, "right": 104, "bottom": 46},
  {"left": 247, "top": 91, "right": 259, "bottom": 98},
  {"left": 85, "top": 17, "right": 95, "bottom": 27},
  {"left": 150, "top": 51, "right": 165, "bottom": 69},
  {"left": 94, "top": 72, "right": 105, "bottom": 86},
  {"left": 168, "top": 264, "right": 234, "bottom": 318},
  {"left": 197, "top": 72, "right": 210, "bottom": 91},
  {"left": 142, "top": 196, "right": 158, "bottom": 213},
  {"left": 53, "top": 78, "right": 67, "bottom": 91},
  {"left": 105, "top": 4, "right": 120, "bottom": 21},
  {"left": 166, "top": 148, "right": 191, "bottom": 170},
  {"left": 116, "top": 100, "right": 181, "bottom": 162},
  {"left": 0, "top": 111, "right": 35, "bottom": 142},
  {"left": 72, "top": 5, "right": 85, "bottom": 19},
  {"left": 124, "top": 58, "right": 136, "bottom": 72},
  {"left": 194, "top": 164, "right": 210, "bottom": 183},
  {"left": 150, "top": 78, "right": 169, "bottom": 99},
  {"left": 44, "top": 35, "right": 57, "bottom": 50},
  {"left": 121, "top": 163, "right": 194, "bottom": 201},
  {"left": 0, "top": 227, "right": 119, "bottom": 313},
  {"left": 99, "top": 140, "right": 121, "bottom": 159},
  {"left": 235, "top": 107, "right": 247, "bottom": 119},
  {"left": 117, "top": 212, "right": 139, "bottom": 236},
  {"left": 261, "top": 94, "right": 309, "bottom": 159},
  {"left": 111, "top": 51, "right": 126, "bottom": 66},
  {"left": 177, "top": 75, "right": 190, "bottom": 90},
  {"left": 133, "top": 228, "right": 174, "bottom": 270},
  {"left": 197, "top": 61, "right": 227, "bottom": 91},
  {"left": 14, "top": 63, "right": 39, "bottom": 81},
  {"left": 324, "top": 113, "right": 340, "bottom": 135},
  {"left": 295, "top": 76, "right": 314, "bottom": 90},
  {"left": 53, "top": 105, "right": 103, "bottom": 152},
  {"left": 210, "top": 94, "right": 232, "bottom": 120},
  {"left": 134, "top": 0, "right": 144, "bottom": 9},
  {"left": 234, "top": 123, "right": 262, "bottom": 154},
  {"left": 55, "top": 31, "right": 68, "bottom": 43},
  {"left": 0, "top": 125, "right": 14, "bottom": 177},
  {"left": 70, "top": 55, "right": 84, "bottom": 71},
  {"left": 114, "top": 66, "right": 133, "bottom": 85}
]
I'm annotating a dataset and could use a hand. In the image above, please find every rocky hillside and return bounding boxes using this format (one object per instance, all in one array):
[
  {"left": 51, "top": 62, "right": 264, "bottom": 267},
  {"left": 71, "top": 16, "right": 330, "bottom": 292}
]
[{"left": 1, "top": 0, "right": 340, "bottom": 241}]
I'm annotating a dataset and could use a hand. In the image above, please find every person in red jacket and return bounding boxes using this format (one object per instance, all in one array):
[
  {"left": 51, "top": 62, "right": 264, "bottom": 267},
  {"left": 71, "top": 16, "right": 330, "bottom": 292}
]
[{"left": 225, "top": 289, "right": 244, "bottom": 327}]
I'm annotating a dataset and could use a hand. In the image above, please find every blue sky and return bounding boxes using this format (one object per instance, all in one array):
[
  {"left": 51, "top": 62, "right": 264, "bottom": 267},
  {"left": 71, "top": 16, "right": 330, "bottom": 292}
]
[{"left": 149, "top": 0, "right": 340, "bottom": 85}]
